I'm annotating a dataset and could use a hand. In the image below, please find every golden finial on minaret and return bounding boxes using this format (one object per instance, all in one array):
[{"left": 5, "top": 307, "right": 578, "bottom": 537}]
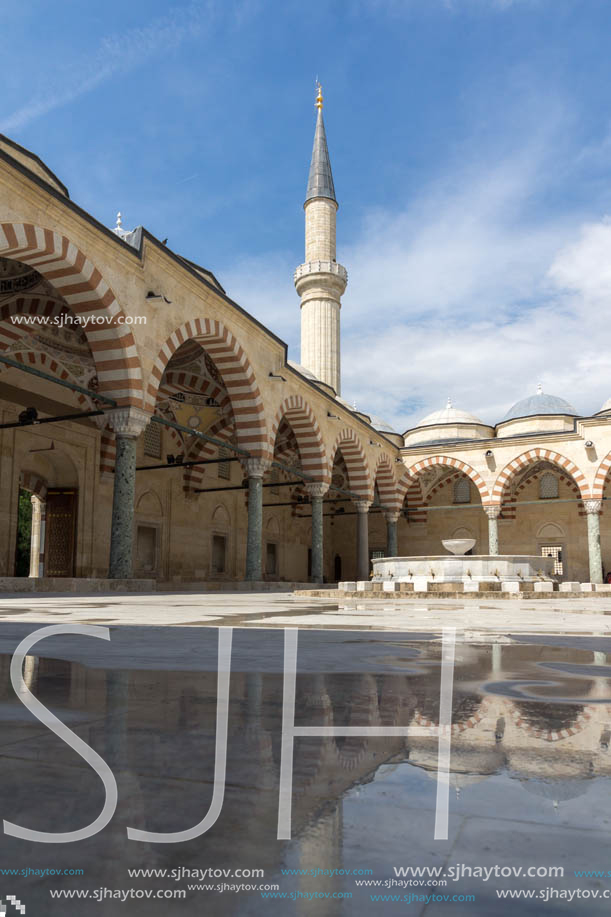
[{"left": 315, "top": 81, "right": 323, "bottom": 110}]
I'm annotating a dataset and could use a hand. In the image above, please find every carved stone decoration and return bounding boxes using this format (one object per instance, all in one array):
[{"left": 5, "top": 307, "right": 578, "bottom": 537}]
[{"left": 106, "top": 407, "right": 151, "bottom": 439}]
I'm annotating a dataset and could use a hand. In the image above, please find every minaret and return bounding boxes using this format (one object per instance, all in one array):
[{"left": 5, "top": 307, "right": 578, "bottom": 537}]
[{"left": 294, "top": 84, "right": 347, "bottom": 395}]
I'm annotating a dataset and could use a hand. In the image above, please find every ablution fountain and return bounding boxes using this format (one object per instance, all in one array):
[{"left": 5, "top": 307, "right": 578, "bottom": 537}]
[{"left": 369, "top": 538, "right": 556, "bottom": 590}]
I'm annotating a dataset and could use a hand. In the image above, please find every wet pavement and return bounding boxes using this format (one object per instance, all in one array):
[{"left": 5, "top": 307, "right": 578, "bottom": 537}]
[{"left": 0, "top": 623, "right": 610, "bottom": 913}]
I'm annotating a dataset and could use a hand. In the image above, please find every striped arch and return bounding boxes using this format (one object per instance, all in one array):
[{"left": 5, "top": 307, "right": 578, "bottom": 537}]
[
  {"left": 147, "top": 319, "right": 268, "bottom": 458},
  {"left": 397, "top": 471, "right": 426, "bottom": 523},
  {"left": 0, "top": 350, "right": 95, "bottom": 412},
  {"left": 593, "top": 453, "right": 611, "bottom": 500},
  {"left": 20, "top": 470, "right": 48, "bottom": 501},
  {"left": 159, "top": 371, "right": 233, "bottom": 420},
  {"left": 502, "top": 464, "right": 584, "bottom": 520},
  {"left": 374, "top": 454, "right": 401, "bottom": 511},
  {"left": 403, "top": 456, "right": 491, "bottom": 505},
  {"left": 180, "top": 418, "right": 235, "bottom": 492},
  {"left": 270, "top": 395, "right": 327, "bottom": 482},
  {"left": 0, "top": 296, "right": 73, "bottom": 351},
  {"left": 329, "top": 428, "right": 371, "bottom": 499},
  {"left": 0, "top": 223, "right": 142, "bottom": 405},
  {"left": 493, "top": 450, "right": 590, "bottom": 505},
  {"left": 423, "top": 469, "right": 474, "bottom": 510}
]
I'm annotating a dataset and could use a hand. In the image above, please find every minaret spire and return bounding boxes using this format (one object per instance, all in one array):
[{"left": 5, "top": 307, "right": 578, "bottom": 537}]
[
  {"left": 294, "top": 84, "right": 347, "bottom": 395},
  {"left": 306, "top": 84, "right": 336, "bottom": 204}
]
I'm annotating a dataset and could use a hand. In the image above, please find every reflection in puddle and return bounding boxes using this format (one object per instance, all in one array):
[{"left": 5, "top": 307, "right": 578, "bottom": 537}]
[{"left": 0, "top": 628, "right": 610, "bottom": 914}]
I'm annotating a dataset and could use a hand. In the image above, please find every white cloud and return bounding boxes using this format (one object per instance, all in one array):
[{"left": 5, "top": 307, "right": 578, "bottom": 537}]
[{"left": 0, "top": 2, "right": 216, "bottom": 132}]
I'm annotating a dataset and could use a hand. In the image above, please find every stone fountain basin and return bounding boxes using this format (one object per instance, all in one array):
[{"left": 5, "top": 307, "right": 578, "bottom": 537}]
[
  {"left": 442, "top": 538, "right": 476, "bottom": 555},
  {"left": 372, "top": 555, "right": 556, "bottom": 583}
]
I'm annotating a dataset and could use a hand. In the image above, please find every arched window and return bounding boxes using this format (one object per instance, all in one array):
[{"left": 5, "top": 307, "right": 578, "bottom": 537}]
[
  {"left": 539, "top": 472, "right": 559, "bottom": 500},
  {"left": 453, "top": 477, "right": 471, "bottom": 504}
]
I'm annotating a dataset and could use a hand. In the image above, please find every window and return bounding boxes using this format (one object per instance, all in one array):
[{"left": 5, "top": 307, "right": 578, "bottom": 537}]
[
  {"left": 217, "top": 446, "right": 231, "bottom": 480},
  {"left": 371, "top": 550, "right": 385, "bottom": 560},
  {"left": 143, "top": 421, "right": 161, "bottom": 459},
  {"left": 539, "top": 472, "right": 559, "bottom": 500},
  {"left": 453, "top": 477, "right": 471, "bottom": 504},
  {"left": 211, "top": 534, "right": 227, "bottom": 574},
  {"left": 266, "top": 542, "right": 277, "bottom": 575},
  {"left": 541, "top": 545, "right": 563, "bottom": 575}
]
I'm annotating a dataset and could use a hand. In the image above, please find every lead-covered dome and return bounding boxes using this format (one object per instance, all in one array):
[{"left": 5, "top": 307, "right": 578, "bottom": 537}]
[
  {"left": 503, "top": 386, "right": 577, "bottom": 421},
  {"left": 404, "top": 398, "right": 493, "bottom": 448},
  {"left": 418, "top": 399, "right": 485, "bottom": 427}
]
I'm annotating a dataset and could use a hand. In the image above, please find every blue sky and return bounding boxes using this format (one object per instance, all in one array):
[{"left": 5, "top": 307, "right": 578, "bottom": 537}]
[{"left": 4, "top": 0, "right": 611, "bottom": 430}]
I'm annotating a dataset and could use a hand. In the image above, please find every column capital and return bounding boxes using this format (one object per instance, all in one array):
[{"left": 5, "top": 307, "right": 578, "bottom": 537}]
[
  {"left": 383, "top": 510, "right": 400, "bottom": 524},
  {"left": 354, "top": 500, "right": 372, "bottom": 514},
  {"left": 106, "top": 407, "right": 151, "bottom": 438},
  {"left": 243, "top": 457, "right": 271, "bottom": 479},
  {"left": 584, "top": 499, "right": 603, "bottom": 515},
  {"left": 305, "top": 482, "right": 329, "bottom": 499},
  {"left": 485, "top": 505, "right": 502, "bottom": 520}
]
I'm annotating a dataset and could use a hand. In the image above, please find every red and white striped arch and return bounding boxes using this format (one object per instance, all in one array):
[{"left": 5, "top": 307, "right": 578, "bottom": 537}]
[
  {"left": 0, "top": 296, "right": 74, "bottom": 351},
  {"left": 493, "top": 449, "right": 590, "bottom": 505},
  {"left": 158, "top": 371, "right": 233, "bottom": 421},
  {"left": 329, "top": 428, "right": 371, "bottom": 500},
  {"left": 593, "top": 453, "right": 611, "bottom": 500},
  {"left": 0, "top": 223, "right": 142, "bottom": 405},
  {"left": 147, "top": 319, "right": 267, "bottom": 459},
  {"left": 270, "top": 395, "right": 327, "bottom": 483},
  {"left": 0, "top": 350, "right": 94, "bottom": 412},
  {"left": 401, "top": 455, "right": 491, "bottom": 505},
  {"left": 373, "top": 454, "right": 401, "bottom": 511},
  {"left": 182, "top": 418, "right": 235, "bottom": 492}
]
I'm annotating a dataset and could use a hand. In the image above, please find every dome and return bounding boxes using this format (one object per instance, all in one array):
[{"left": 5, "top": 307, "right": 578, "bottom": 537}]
[
  {"left": 418, "top": 398, "right": 484, "bottom": 428},
  {"left": 598, "top": 397, "right": 611, "bottom": 414},
  {"left": 288, "top": 360, "right": 320, "bottom": 382},
  {"left": 503, "top": 386, "right": 577, "bottom": 422}
]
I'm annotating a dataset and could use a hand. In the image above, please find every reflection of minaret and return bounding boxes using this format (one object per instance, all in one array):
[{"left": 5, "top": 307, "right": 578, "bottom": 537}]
[
  {"left": 295, "top": 84, "right": 347, "bottom": 395},
  {"left": 295, "top": 803, "right": 344, "bottom": 917}
]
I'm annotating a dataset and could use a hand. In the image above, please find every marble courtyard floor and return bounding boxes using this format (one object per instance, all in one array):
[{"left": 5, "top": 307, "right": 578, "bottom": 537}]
[{"left": 0, "top": 589, "right": 611, "bottom": 635}]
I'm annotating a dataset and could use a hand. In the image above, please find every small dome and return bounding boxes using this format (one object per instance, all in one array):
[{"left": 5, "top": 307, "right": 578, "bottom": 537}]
[
  {"left": 418, "top": 398, "right": 484, "bottom": 428},
  {"left": 599, "top": 397, "right": 611, "bottom": 414},
  {"left": 288, "top": 360, "right": 320, "bottom": 382},
  {"left": 503, "top": 386, "right": 577, "bottom": 422}
]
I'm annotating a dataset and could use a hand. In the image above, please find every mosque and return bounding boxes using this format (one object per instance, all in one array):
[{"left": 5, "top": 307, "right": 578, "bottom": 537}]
[{"left": 0, "top": 86, "right": 610, "bottom": 589}]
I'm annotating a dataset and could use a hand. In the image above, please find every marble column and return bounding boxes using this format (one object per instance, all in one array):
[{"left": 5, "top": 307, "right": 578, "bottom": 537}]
[
  {"left": 245, "top": 458, "right": 268, "bottom": 581},
  {"left": 485, "top": 505, "right": 501, "bottom": 555},
  {"left": 585, "top": 500, "right": 603, "bottom": 584},
  {"left": 29, "top": 495, "right": 45, "bottom": 577},
  {"left": 107, "top": 408, "right": 150, "bottom": 579},
  {"left": 355, "top": 501, "right": 371, "bottom": 581},
  {"left": 306, "top": 482, "right": 328, "bottom": 584},
  {"left": 384, "top": 511, "right": 400, "bottom": 558}
]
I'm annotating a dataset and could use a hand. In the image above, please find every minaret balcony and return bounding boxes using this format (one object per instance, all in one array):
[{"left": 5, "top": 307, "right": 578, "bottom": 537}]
[{"left": 294, "top": 260, "right": 348, "bottom": 283}]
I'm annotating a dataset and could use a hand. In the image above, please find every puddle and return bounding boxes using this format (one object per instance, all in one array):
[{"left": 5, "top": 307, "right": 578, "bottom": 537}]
[{"left": 0, "top": 626, "right": 610, "bottom": 913}]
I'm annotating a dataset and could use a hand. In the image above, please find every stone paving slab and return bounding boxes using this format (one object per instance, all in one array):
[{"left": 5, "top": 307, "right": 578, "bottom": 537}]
[{"left": 0, "top": 591, "right": 610, "bottom": 635}]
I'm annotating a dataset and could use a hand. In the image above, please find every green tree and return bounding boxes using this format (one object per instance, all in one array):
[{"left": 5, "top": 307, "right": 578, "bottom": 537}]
[{"left": 15, "top": 489, "right": 32, "bottom": 577}]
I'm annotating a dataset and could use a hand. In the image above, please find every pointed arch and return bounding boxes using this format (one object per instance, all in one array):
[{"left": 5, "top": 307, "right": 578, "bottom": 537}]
[
  {"left": 373, "top": 454, "right": 400, "bottom": 511},
  {"left": 146, "top": 318, "right": 268, "bottom": 458},
  {"left": 270, "top": 395, "right": 327, "bottom": 482},
  {"left": 402, "top": 455, "right": 491, "bottom": 505},
  {"left": 0, "top": 295, "right": 73, "bottom": 351},
  {"left": 0, "top": 222, "right": 142, "bottom": 405},
  {"left": 593, "top": 452, "right": 611, "bottom": 500},
  {"left": 493, "top": 449, "right": 590, "bottom": 505},
  {"left": 397, "top": 470, "right": 426, "bottom": 523},
  {"left": 329, "top": 428, "right": 371, "bottom": 499},
  {"left": 0, "top": 350, "right": 95, "bottom": 412}
]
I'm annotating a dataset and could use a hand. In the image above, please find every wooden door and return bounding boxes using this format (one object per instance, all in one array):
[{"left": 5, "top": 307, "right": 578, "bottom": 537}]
[{"left": 44, "top": 490, "right": 77, "bottom": 576}]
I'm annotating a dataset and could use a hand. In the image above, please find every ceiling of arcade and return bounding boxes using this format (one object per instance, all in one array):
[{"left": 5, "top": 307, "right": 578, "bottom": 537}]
[{"left": 0, "top": 258, "right": 97, "bottom": 392}]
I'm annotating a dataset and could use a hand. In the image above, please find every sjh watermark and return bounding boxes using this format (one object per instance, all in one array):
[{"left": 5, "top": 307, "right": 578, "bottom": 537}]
[{"left": 5, "top": 624, "right": 456, "bottom": 845}]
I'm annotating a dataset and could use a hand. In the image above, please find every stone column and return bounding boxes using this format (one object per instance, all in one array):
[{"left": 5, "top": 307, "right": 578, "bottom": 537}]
[
  {"left": 585, "top": 500, "right": 603, "bottom": 584},
  {"left": 245, "top": 458, "right": 269, "bottom": 581},
  {"left": 306, "top": 482, "right": 329, "bottom": 584},
  {"left": 485, "top": 506, "right": 502, "bottom": 556},
  {"left": 355, "top": 501, "right": 371, "bottom": 581},
  {"left": 29, "top": 495, "right": 45, "bottom": 577},
  {"left": 107, "top": 408, "right": 150, "bottom": 579},
  {"left": 384, "top": 511, "right": 400, "bottom": 558}
]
